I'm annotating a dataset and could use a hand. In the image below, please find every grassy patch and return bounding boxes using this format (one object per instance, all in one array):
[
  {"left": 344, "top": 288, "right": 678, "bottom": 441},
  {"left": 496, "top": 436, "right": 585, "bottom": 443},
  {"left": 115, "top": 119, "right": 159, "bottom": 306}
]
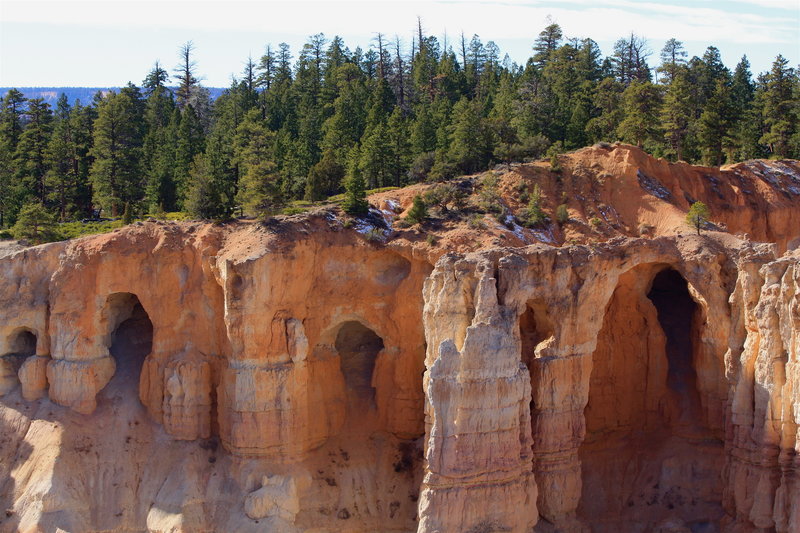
[{"left": 58, "top": 219, "right": 124, "bottom": 239}]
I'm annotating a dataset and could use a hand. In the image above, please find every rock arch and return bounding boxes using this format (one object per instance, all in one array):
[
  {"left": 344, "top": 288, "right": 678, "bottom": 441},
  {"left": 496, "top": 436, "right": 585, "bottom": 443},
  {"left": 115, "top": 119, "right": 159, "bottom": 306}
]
[{"left": 578, "top": 264, "right": 725, "bottom": 529}]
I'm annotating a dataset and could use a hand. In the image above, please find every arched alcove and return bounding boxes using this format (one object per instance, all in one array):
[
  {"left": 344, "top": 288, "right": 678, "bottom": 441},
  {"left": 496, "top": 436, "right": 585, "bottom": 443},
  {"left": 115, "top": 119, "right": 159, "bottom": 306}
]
[
  {"left": 335, "top": 320, "right": 384, "bottom": 411},
  {"left": 578, "top": 265, "right": 724, "bottom": 529},
  {"left": 103, "top": 293, "right": 153, "bottom": 394},
  {"left": 8, "top": 328, "right": 37, "bottom": 356}
]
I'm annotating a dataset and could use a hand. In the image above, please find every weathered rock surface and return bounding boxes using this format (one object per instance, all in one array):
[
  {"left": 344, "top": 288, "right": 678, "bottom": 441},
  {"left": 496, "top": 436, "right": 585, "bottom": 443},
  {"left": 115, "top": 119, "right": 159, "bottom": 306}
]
[{"left": 0, "top": 146, "right": 798, "bottom": 532}]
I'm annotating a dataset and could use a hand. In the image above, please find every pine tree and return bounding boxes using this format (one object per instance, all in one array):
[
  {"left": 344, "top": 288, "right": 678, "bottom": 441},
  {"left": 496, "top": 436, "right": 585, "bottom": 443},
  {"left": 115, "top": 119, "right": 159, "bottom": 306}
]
[
  {"left": 11, "top": 202, "right": 59, "bottom": 243},
  {"left": 0, "top": 89, "right": 27, "bottom": 225},
  {"left": 448, "top": 97, "right": 492, "bottom": 173},
  {"left": 321, "top": 63, "right": 368, "bottom": 163},
  {"left": 759, "top": 55, "right": 797, "bottom": 157},
  {"left": 611, "top": 34, "right": 652, "bottom": 85},
  {"left": 305, "top": 148, "right": 344, "bottom": 200},
  {"left": 586, "top": 77, "right": 624, "bottom": 143},
  {"left": 142, "top": 81, "right": 177, "bottom": 211},
  {"left": 661, "top": 70, "right": 693, "bottom": 160},
  {"left": 174, "top": 41, "right": 200, "bottom": 109},
  {"left": 686, "top": 201, "right": 710, "bottom": 234},
  {"left": 405, "top": 194, "right": 427, "bottom": 225},
  {"left": 617, "top": 81, "right": 661, "bottom": 147},
  {"left": 657, "top": 39, "right": 687, "bottom": 84},
  {"left": 730, "top": 56, "right": 760, "bottom": 160},
  {"left": 89, "top": 90, "right": 144, "bottom": 216},
  {"left": 14, "top": 98, "right": 53, "bottom": 205},
  {"left": 698, "top": 79, "right": 734, "bottom": 165},
  {"left": 234, "top": 109, "right": 283, "bottom": 216},
  {"left": 45, "top": 94, "right": 77, "bottom": 220},
  {"left": 532, "top": 22, "right": 563, "bottom": 69},
  {"left": 342, "top": 145, "right": 369, "bottom": 216},
  {"left": 173, "top": 105, "right": 205, "bottom": 206}
]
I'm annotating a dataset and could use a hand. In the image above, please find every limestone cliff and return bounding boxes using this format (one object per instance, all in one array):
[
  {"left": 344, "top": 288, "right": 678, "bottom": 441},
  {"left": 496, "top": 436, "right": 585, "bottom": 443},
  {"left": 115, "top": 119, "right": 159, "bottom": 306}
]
[{"left": 0, "top": 145, "right": 798, "bottom": 532}]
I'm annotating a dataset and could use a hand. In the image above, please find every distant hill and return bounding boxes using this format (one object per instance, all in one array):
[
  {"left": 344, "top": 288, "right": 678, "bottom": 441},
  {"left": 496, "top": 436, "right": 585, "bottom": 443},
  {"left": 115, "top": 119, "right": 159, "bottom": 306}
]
[{"left": 0, "top": 87, "right": 227, "bottom": 106}]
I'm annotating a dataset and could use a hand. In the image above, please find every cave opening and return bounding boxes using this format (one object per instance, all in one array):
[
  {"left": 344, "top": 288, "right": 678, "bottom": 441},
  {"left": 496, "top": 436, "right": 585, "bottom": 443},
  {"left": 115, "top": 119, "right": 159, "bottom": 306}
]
[
  {"left": 8, "top": 329, "right": 36, "bottom": 357},
  {"left": 335, "top": 320, "right": 383, "bottom": 410},
  {"left": 578, "top": 266, "right": 724, "bottom": 530},
  {"left": 647, "top": 268, "right": 704, "bottom": 427},
  {"left": 105, "top": 293, "right": 153, "bottom": 392}
]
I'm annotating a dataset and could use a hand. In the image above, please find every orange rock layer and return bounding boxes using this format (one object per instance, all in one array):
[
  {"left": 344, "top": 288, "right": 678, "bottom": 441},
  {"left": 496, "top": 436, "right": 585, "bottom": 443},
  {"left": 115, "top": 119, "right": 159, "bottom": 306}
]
[{"left": 0, "top": 147, "right": 798, "bottom": 532}]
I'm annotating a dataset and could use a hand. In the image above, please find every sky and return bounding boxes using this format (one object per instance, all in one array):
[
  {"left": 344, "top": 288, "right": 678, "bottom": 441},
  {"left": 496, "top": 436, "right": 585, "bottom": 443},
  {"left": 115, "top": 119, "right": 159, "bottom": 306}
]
[{"left": 1, "top": 0, "right": 798, "bottom": 87}]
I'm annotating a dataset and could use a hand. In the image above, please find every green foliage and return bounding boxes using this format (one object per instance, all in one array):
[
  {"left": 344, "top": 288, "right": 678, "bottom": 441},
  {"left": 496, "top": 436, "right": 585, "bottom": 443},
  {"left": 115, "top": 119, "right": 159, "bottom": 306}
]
[
  {"left": 477, "top": 173, "right": 503, "bottom": 214},
  {"left": 467, "top": 213, "right": 487, "bottom": 229},
  {"left": 422, "top": 183, "right": 467, "bottom": 213},
  {"left": 405, "top": 194, "right": 427, "bottom": 225},
  {"left": 12, "top": 202, "right": 61, "bottom": 243},
  {"left": 234, "top": 109, "right": 284, "bottom": 217},
  {"left": 58, "top": 219, "right": 123, "bottom": 239},
  {"left": 341, "top": 145, "right": 370, "bottom": 216},
  {"left": 90, "top": 90, "right": 144, "bottom": 216},
  {"left": 547, "top": 141, "right": 564, "bottom": 172},
  {"left": 617, "top": 81, "right": 662, "bottom": 148},
  {"left": 686, "top": 201, "right": 711, "bottom": 234},
  {"left": 122, "top": 202, "right": 133, "bottom": 225},
  {"left": 0, "top": 31, "right": 796, "bottom": 227},
  {"left": 555, "top": 203, "right": 569, "bottom": 224},
  {"left": 520, "top": 184, "right": 548, "bottom": 228}
]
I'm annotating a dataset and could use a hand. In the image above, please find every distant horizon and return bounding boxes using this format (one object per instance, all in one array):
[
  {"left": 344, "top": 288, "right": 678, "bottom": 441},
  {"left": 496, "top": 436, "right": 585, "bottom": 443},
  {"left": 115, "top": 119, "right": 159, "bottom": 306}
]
[{"left": 1, "top": 1, "right": 798, "bottom": 88}]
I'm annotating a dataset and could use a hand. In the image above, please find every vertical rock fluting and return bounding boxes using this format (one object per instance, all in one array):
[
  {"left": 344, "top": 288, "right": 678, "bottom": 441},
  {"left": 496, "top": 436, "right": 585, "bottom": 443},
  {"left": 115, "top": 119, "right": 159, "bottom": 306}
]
[
  {"left": 419, "top": 254, "right": 538, "bottom": 533},
  {"left": 418, "top": 237, "right": 798, "bottom": 532},
  {"left": 725, "top": 248, "right": 800, "bottom": 532},
  {"left": 0, "top": 213, "right": 799, "bottom": 532}
]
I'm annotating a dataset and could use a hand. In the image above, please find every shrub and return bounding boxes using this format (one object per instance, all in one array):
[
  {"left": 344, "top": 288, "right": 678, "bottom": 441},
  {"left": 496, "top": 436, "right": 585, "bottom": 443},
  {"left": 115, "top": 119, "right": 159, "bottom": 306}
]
[
  {"left": 467, "top": 214, "right": 487, "bottom": 229},
  {"left": 363, "top": 227, "right": 384, "bottom": 242},
  {"left": 590, "top": 217, "right": 602, "bottom": 227},
  {"left": 555, "top": 203, "right": 569, "bottom": 224},
  {"left": 426, "top": 233, "right": 438, "bottom": 246},
  {"left": 638, "top": 223, "right": 655, "bottom": 236},
  {"left": 548, "top": 141, "right": 564, "bottom": 173},
  {"left": 477, "top": 174, "right": 503, "bottom": 214},
  {"left": 122, "top": 202, "right": 133, "bottom": 225},
  {"left": 405, "top": 195, "right": 428, "bottom": 225},
  {"left": 423, "top": 183, "right": 467, "bottom": 213},
  {"left": 12, "top": 203, "right": 62, "bottom": 244}
]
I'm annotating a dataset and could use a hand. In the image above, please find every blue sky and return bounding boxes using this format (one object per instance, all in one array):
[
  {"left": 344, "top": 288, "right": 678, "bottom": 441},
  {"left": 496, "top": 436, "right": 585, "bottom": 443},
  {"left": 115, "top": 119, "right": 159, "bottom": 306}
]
[{"left": 1, "top": 0, "right": 798, "bottom": 87}]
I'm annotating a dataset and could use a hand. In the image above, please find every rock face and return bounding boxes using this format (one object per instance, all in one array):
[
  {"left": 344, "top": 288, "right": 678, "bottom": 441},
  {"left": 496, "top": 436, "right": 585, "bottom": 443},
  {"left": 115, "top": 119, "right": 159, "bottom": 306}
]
[{"left": 0, "top": 147, "right": 798, "bottom": 532}]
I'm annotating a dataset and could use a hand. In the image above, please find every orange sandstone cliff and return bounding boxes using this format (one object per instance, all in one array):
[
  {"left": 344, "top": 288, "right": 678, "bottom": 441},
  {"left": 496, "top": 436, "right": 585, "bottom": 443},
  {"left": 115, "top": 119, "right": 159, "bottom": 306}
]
[{"left": 0, "top": 145, "right": 798, "bottom": 532}]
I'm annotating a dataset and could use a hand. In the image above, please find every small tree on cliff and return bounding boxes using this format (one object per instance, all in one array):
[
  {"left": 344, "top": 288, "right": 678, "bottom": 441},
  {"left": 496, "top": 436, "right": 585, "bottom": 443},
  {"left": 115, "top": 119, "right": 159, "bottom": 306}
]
[
  {"left": 686, "top": 201, "right": 710, "bottom": 234},
  {"left": 342, "top": 147, "right": 369, "bottom": 216},
  {"left": 405, "top": 195, "right": 427, "bottom": 225}
]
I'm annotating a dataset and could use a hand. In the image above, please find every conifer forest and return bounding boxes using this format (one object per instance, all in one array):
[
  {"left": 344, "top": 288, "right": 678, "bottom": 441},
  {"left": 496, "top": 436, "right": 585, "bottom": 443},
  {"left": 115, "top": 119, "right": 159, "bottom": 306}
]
[{"left": 1, "top": 23, "right": 798, "bottom": 229}]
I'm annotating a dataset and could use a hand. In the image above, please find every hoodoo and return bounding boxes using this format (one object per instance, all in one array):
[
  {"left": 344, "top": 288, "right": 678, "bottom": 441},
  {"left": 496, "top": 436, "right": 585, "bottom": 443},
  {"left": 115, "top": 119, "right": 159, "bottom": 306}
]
[{"left": 0, "top": 145, "right": 798, "bottom": 532}]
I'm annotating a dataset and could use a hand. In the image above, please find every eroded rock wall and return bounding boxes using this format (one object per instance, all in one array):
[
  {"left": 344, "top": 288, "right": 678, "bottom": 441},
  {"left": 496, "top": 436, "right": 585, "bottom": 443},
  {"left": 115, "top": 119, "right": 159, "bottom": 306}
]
[{"left": 0, "top": 217, "right": 798, "bottom": 532}]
